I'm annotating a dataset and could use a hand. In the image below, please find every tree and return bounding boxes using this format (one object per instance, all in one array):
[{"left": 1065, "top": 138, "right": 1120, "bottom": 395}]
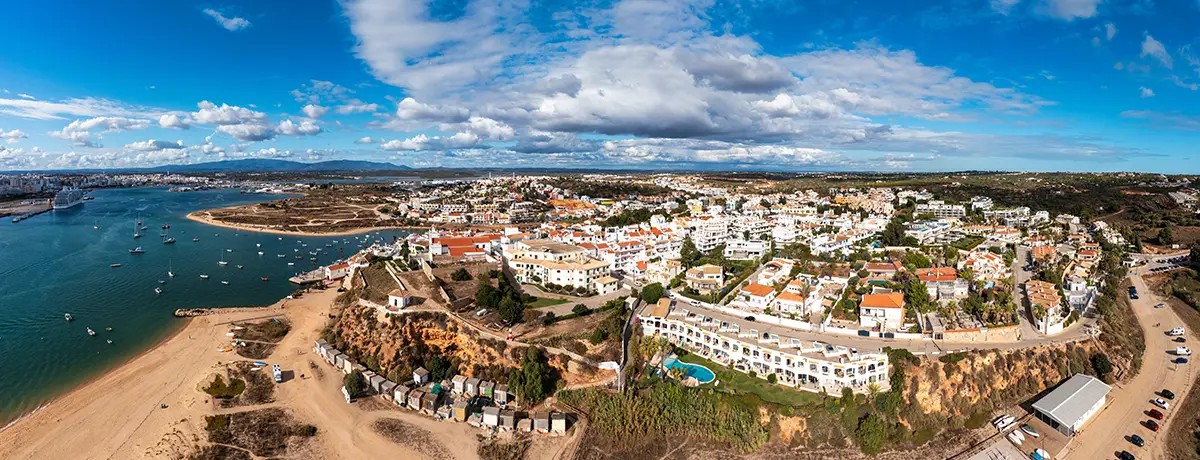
[
  {"left": 641, "top": 282, "right": 666, "bottom": 304},
  {"left": 400, "top": 240, "right": 411, "bottom": 260},
  {"left": 476, "top": 280, "right": 498, "bottom": 308},
  {"left": 680, "top": 236, "right": 700, "bottom": 267},
  {"left": 1091, "top": 353, "right": 1114, "bottom": 381},
  {"left": 1159, "top": 225, "right": 1175, "bottom": 246},
  {"left": 572, "top": 304, "right": 591, "bottom": 316},
  {"left": 507, "top": 347, "right": 557, "bottom": 405},
  {"left": 901, "top": 250, "right": 933, "bottom": 269},
  {"left": 451, "top": 268, "right": 473, "bottom": 281},
  {"left": 905, "top": 279, "right": 934, "bottom": 314},
  {"left": 1192, "top": 244, "right": 1200, "bottom": 270},
  {"left": 499, "top": 296, "right": 525, "bottom": 324},
  {"left": 343, "top": 371, "right": 366, "bottom": 398},
  {"left": 855, "top": 413, "right": 887, "bottom": 454},
  {"left": 881, "top": 218, "right": 907, "bottom": 246},
  {"left": 425, "top": 355, "right": 456, "bottom": 381}
]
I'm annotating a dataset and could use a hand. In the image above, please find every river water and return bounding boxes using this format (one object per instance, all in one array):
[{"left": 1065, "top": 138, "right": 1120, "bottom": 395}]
[{"left": 0, "top": 187, "right": 408, "bottom": 425}]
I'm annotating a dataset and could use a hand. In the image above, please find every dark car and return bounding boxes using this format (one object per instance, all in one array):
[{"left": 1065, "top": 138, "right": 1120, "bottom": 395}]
[
  {"left": 1148, "top": 408, "right": 1164, "bottom": 420},
  {"left": 744, "top": 315, "right": 756, "bottom": 322},
  {"left": 1177, "top": 357, "right": 1189, "bottom": 364},
  {"left": 1163, "top": 389, "right": 1176, "bottom": 399},
  {"left": 1147, "top": 420, "right": 1160, "bottom": 431},
  {"left": 1130, "top": 434, "right": 1145, "bottom": 447},
  {"left": 1118, "top": 451, "right": 1135, "bottom": 460},
  {"left": 1177, "top": 337, "right": 1187, "bottom": 343}
]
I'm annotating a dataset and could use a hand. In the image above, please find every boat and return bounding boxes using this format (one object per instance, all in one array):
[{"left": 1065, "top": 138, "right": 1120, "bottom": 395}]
[
  {"left": 256, "top": 243, "right": 261, "bottom": 247},
  {"left": 106, "top": 339, "right": 112, "bottom": 344},
  {"left": 221, "top": 281, "right": 229, "bottom": 285},
  {"left": 218, "top": 252, "right": 228, "bottom": 266},
  {"left": 133, "top": 232, "right": 141, "bottom": 238},
  {"left": 87, "top": 327, "right": 96, "bottom": 336},
  {"left": 110, "top": 263, "right": 121, "bottom": 268},
  {"left": 193, "top": 237, "right": 199, "bottom": 242},
  {"left": 154, "top": 287, "right": 162, "bottom": 294},
  {"left": 129, "top": 247, "right": 144, "bottom": 254},
  {"left": 141, "top": 225, "right": 148, "bottom": 230},
  {"left": 236, "top": 265, "right": 243, "bottom": 269},
  {"left": 161, "top": 224, "right": 169, "bottom": 229},
  {"left": 257, "top": 251, "right": 264, "bottom": 255},
  {"left": 64, "top": 313, "right": 72, "bottom": 321},
  {"left": 157, "top": 280, "right": 166, "bottom": 284},
  {"left": 105, "top": 327, "right": 112, "bottom": 331},
  {"left": 53, "top": 187, "right": 85, "bottom": 210},
  {"left": 200, "top": 274, "right": 210, "bottom": 279},
  {"left": 287, "top": 262, "right": 294, "bottom": 266},
  {"left": 261, "top": 277, "right": 269, "bottom": 281},
  {"left": 277, "top": 254, "right": 285, "bottom": 258},
  {"left": 163, "top": 237, "right": 175, "bottom": 244},
  {"left": 252, "top": 361, "right": 268, "bottom": 366},
  {"left": 226, "top": 249, "right": 232, "bottom": 253}
]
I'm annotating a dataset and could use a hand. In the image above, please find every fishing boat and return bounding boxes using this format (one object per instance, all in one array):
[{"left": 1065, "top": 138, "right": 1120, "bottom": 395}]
[
  {"left": 154, "top": 287, "right": 162, "bottom": 294},
  {"left": 87, "top": 327, "right": 96, "bottom": 336},
  {"left": 64, "top": 313, "right": 72, "bottom": 321},
  {"left": 261, "top": 277, "right": 269, "bottom": 281},
  {"left": 200, "top": 274, "right": 210, "bottom": 279},
  {"left": 110, "top": 263, "right": 122, "bottom": 268},
  {"left": 129, "top": 247, "right": 144, "bottom": 254},
  {"left": 221, "top": 281, "right": 230, "bottom": 285}
]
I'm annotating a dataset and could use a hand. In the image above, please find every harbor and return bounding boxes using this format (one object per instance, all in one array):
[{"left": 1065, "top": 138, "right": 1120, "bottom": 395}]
[{"left": 0, "top": 186, "right": 409, "bottom": 426}]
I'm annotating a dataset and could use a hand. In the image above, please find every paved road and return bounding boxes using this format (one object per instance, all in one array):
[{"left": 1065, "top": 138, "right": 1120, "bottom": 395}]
[
  {"left": 1011, "top": 244, "right": 1044, "bottom": 340},
  {"left": 521, "top": 283, "right": 631, "bottom": 316},
  {"left": 1061, "top": 275, "right": 1197, "bottom": 460}
]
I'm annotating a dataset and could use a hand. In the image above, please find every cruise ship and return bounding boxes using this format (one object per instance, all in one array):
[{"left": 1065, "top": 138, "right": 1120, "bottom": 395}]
[{"left": 53, "top": 187, "right": 85, "bottom": 210}]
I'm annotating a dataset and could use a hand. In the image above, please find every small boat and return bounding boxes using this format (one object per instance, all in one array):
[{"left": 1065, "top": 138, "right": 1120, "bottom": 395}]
[
  {"left": 106, "top": 339, "right": 113, "bottom": 344},
  {"left": 140, "top": 225, "right": 148, "bottom": 230},
  {"left": 133, "top": 232, "right": 141, "bottom": 239},
  {"left": 105, "top": 327, "right": 112, "bottom": 331},
  {"left": 110, "top": 263, "right": 121, "bottom": 268},
  {"left": 252, "top": 361, "right": 267, "bottom": 366},
  {"left": 200, "top": 274, "right": 209, "bottom": 279},
  {"left": 93, "top": 225, "right": 99, "bottom": 230},
  {"left": 87, "top": 327, "right": 96, "bottom": 336},
  {"left": 161, "top": 224, "right": 169, "bottom": 229},
  {"left": 261, "top": 277, "right": 269, "bottom": 281},
  {"left": 154, "top": 287, "right": 162, "bottom": 294},
  {"left": 163, "top": 237, "right": 176, "bottom": 244},
  {"left": 288, "top": 262, "right": 295, "bottom": 266},
  {"left": 64, "top": 313, "right": 73, "bottom": 321},
  {"left": 129, "top": 247, "right": 144, "bottom": 254},
  {"left": 193, "top": 237, "right": 199, "bottom": 242},
  {"left": 277, "top": 254, "right": 285, "bottom": 258},
  {"left": 278, "top": 237, "right": 282, "bottom": 240},
  {"left": 256, "top": 243, "right": 261, "bottom": 247},
  {"left": 225, "top": 249, "right": 232, "bottom": 253},
  {"left": 157, "top": 280, "right": 166, "bottom": 284},
  {"left": 221, "top": 281, "right": 229, "bottom": 285},
  {"left": 257, "top": 251, "right": 264, "bottom": 255}
]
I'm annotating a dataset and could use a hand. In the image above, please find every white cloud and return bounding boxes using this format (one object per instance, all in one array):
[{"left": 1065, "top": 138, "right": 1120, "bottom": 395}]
[
  {"left": 1141, "top": 34, "right": 1173, "bottom": 69},
  {"left": 334, "top": 100, "right": 379, "bottom": 114},
  {"left": 990, "top": 0, "right": 1102, "bottom": 20},
  {"left": 301, "top": 104, "right": 327, "bottom": 119},
  {"left": 215, "top": 123, "right": 275, "bottom": 142},
  {"left": 391, "top": 97, "right": 471, "bottom": 125},
  {"left": 202, "top": 8, "right": 252, "bottom": 31},
  {"left": 192, "top": 101, "right": 266, "bottom": 125},
  {"left": 124, "top": 139, "right": 185, "bottom": 151},
  {"left": 1139, "top": 86, "right": 1155, "bottom": 98},
  {"left": 275, "top": 119, "right": 322, "bottom": 136},
  {"left": 380, "top": 132, "right": 483, "bottom": 151},
  {"left": 0, "top": 128, "right": 27, "bottom": 144},
  {"left": 0, "top": 96, "right": 161, "bottom": 121},
  {"left": 159, "top": 113, "right": 192, "bottom": 129},
  {"left": 17, "top": 93, "right": 35, "bottom": 100},
  {"left": 354, "top": 136, "right": 376, "bottom": 144},
  {"left": 49, "top": 117, "right": 152, "bottom": 147},
  {"left": 1104, "top": 23, "right": 1117, "bottom": 41}
]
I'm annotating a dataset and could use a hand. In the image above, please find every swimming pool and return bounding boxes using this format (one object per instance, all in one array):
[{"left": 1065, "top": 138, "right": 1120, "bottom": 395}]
[{"left": 662, "top": 355, "right": 716, "bottom": 384}]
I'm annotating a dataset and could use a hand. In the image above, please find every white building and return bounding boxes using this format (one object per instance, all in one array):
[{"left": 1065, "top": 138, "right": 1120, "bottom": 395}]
[
  {"left": 916, "top": 201, "right": 967, "bottom": 218},
  {"left": 1032, "top": 374, "right": 1111, "bottom": 436},
  {"left": 724, "top": 239, "right": 768, "bottom": 260}
]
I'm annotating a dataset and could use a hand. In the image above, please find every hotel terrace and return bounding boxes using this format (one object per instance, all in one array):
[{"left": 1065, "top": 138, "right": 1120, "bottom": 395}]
[{"left": 638, "top": 298, "right": 891, "bottom": 394}]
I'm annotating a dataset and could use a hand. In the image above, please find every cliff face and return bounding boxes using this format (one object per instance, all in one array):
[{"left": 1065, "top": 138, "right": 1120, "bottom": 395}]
[{"left": 324, "top": 306, "right": 520, "bottom": 383}]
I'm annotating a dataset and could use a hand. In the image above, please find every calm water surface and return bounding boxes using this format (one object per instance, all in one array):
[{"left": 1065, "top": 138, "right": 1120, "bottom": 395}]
[{"left": 0, "top": 187, "right": 407, "bottom": 425}]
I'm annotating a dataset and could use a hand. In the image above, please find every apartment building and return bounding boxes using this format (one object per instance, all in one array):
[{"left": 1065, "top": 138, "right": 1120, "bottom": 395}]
[
  {"left": 690, "top": 219, "right": 730, "bottom": 253},
  {"left": 724, "top": 239, "right": 769, "bottom": 261},
  {"left": 904, "top": 220, "right": 954, "bottom": 245},
  {"left": 504, "top": 239, "right": 610, "bottom": 290},
  {"left": 639, "top": 299, "right": 890, "bottom": 394},
  {"left": 685, "top": 263, "right": 725, "bottom": 294},
  {"left": 915, "top": 200, "right": 967, "bottom": 218}
]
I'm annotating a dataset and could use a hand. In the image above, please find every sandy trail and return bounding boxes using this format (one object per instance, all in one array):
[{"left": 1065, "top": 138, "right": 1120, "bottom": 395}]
[{"left": 186, "top": 211, "right": 411, "bottom": 237}]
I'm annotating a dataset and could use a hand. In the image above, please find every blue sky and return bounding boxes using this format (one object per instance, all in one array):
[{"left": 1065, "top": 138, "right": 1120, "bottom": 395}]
[{"left": 0, "top": 0, "right": 1198, "bottom": 172}]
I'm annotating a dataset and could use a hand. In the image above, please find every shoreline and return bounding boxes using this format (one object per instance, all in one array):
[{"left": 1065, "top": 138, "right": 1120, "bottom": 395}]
[
  {"left": 0, "top": 316, "right": 192, "bottom": 431},
  {"left": 185, "top": 211, "right": 419, "bottom": 237}
]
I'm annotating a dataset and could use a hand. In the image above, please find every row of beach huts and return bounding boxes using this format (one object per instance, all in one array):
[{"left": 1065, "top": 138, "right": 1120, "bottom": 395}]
[{"left": 314, "top": 339, "right": 569, "bottom": 434}]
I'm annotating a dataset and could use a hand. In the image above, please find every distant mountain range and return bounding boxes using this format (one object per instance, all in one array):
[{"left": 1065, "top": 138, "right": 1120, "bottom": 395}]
[{"left": 144, "top": 159, "right": 413, "bottom": 173}]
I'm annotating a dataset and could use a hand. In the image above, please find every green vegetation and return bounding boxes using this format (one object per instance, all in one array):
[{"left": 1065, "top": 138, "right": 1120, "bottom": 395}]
[
  {"left": 950, "top": 235, "right": 985, "bottom": 251},
  {"left": 1091, "top": 353, "right": 1114, "bottom": 382},
  {"left": 451, "top": 268, "right": 473, "bottom": 281},
  {"left": 558, "top": 383, "right": 769, "bottom": 453},
  {"left": 1093, "top": 246, "right": 1145, "bottom": 377},
  {"left": 203, "top": 375, "right": 246, "bottom": 399},
  {"left": 507, "top": 347, "right": 559, "bottom": 405},
  {"left": 1163, "top": 268, "right": 1200, "bottom": 311},
  {"left": 343, "top": 370, "right": 366, "bottom": 399},
  {"left": 527, "top": 297, "right": 568, "bottom": 309},
  {"left": 640, "top": 282, "right": 665, "bottom": 304},
  {"left": 425, "top": 354, "right": 457, "bottom": 382},
  {"left": 476, "top": 278, "right": 527, "bottom": 324},
  {"left": 675, "top": 352, "right": 821, "bottom": 407},
  {"left": 600, "top": 207, "right": 670, "bottom": 228}
]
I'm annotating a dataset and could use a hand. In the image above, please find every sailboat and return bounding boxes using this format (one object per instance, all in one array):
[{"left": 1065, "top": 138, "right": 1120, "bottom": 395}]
[
  {"left": 87, "top": 327, "right": 96, "bottom": 336},
  {"left": 162, "top": 227, "right": 176, "bottom": 244},
  {"left": 129, "top": 247, "right": 144, "bottom": 254},
  {"left": 218, "top": 251, "right": 228, "bottom": 266},
  {"left": 64, "top": 313, "right": 73, "bottom": 321},
  {"left": 168, "top": 259, "right": 175, "bottom": 278},
  {"left": 193, "top": 236, "right": 200, "bottom": 242}
]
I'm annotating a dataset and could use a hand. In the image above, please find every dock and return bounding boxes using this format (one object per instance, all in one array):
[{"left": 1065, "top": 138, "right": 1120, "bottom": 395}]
[
  {"left": 8, "top": 200, "right": 52, "bottom": 223},
  {"left": 289, "top": 269, "right": 325, "bottom": 285}
]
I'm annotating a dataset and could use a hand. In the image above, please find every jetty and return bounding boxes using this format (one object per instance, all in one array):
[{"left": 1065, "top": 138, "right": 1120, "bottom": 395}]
[
  {"left": 8, "top": 200, "right": 53, "bottom": 223},
  {"left": 288, "top": 269, "right": 325, "bottom": 285}
]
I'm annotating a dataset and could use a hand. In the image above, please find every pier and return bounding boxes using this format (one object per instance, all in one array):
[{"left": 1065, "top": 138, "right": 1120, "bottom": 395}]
[
  {"left": 288, "top": 269, "right": 325, "bottom": 285},
  {"left": 7, "top": 200, "right": 52, "bottom": 223}
]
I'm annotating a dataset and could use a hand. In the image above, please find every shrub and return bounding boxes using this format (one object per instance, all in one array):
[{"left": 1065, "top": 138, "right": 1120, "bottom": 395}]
[
  {"left": 344, "top": 371, "right": 366, "bottom": 398},
  {"left": 766, "top": 373, "right": 777, "bottom": 384},
  {"left": 203, "top": 375, "right": 246, "bottom": 399},
  {"left": 451, "top": 268, "right": 473, "bottom": 281},
  {"left": 572, "top": 304, "right": 591, "bottom": 316},
  {"left": 295, "top": 425, "right": 318, "bottom": 437}
]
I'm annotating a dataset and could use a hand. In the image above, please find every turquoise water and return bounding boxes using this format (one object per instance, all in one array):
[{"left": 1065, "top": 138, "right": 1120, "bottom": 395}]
[
  {"left": 0, "top": 187, "right": 408, "bottom": 425},
  {"left": 663, "top": 355, "right": 716, "bottom": 384}
]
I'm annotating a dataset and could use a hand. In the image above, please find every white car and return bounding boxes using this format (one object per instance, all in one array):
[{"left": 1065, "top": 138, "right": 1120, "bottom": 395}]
[
  {"left": 1177, "top": 347, "right": 1192, "bottom": 356},
  {"left": 1156, "top": 303, "right": 1166, "bottom": 309},
  {"left": 1153, "top": 398, "right": 1170, "bottom": 410},
  {"left": 1169, "top": 327, "right": 1186, "bottom": 336}
]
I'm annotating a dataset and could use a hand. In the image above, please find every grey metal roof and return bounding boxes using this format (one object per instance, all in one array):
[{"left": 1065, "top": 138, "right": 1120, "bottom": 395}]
[{"left": 1032, "top": 374, "right": 1111, "bottom": 428}]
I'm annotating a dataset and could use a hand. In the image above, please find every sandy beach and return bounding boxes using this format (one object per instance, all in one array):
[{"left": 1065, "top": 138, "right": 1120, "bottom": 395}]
[
  {"left": 0, "top": 286, "right": 492, "bottom": 459},
  {"left": 185, "top": 211, "right": 411, "bottom": 237}
]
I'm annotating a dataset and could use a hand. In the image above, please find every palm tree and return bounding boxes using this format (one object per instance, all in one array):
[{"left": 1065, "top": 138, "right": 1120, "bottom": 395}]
[{"left": 867, "top": 382, "right": 882, "bottom": 403}]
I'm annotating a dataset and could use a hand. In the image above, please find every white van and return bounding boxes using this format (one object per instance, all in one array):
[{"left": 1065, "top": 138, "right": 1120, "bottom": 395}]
[
  {"left": 1169, "top": 327, "right": 1186, "bottom": 336},
  {"left": 1177, "top": 346, "right": 1192, "bottom": 356}
]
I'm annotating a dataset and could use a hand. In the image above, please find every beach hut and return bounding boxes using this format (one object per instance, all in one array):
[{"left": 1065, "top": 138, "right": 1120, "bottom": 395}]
[
  {"left": 499, "top": 410, "right": 516, "bottom": 429},
  {"left": 495, "top": 384, "right": 510, "bottom": 405},
  {"left": 479, "top": 380, "right": 495, "bottom": 398},
  {"left": 482, "top": 407, "right": 500, "bottom": 427},
  {"left": 465, "top": 377, "right": 480, "bottom": 396},
  {"left": 516, "top": 418, "right": 532, "bottom": 433},
  {"left": 413, "top": 367, "right": 430, "bottom": 386},
  {"left": 551, "top": 412, "right": 567, "bottom": 434},
  {"left": 314, "top": 339, "right": 330, "bottom": 359},
  {"left": 368, "top": 374, "right": 387, "bottom": 394},
  {"left": 451, "top": 375, "right": 467, "bottom": 394},
  {"left": 452, "top": 400, "right": 469, "bottom": 422},
  {"left": 380, "top": 380, "right": 397, "bottom": 401},
  {"left": 421, "top": 392, "right": 439, "bottom": 414},
  {"left": 324, "top": 348, "right": 337, "bottom": 365},
  {"left": 407, "top": 389, "right": 425, "bottom": 410},
  {"left": 332, "top": 353, "right": 345, "bottom": 369},
  {"left": 340, "top": 356, "right": 356, "bottom": 374},
  {"left": 393, "top": 384, "right": 411, "bottom": 406},
  {"left": 533, "top": 411, "right": 550, "bottom": 433}
]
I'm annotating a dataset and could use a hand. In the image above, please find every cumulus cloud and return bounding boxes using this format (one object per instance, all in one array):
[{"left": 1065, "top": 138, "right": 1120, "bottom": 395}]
[
  {"left": 1104, "top": 23, "right": 1117, "bottom": 41},
  {"left": 49, "top": 116, "right": 152, "bottom": 147},
  {"left": 159, "top": 113, "right": 192, "bottom": 129},
  {"left": 215, "top": 123, "right": 275, "bottom": 142},
  {"left": 202, "top": 8, "right": 252, "bottom": 31},
  {"left": 124, "top": 139, "right": 185, "bottom": 151},
  {"left": 1141, "top": 34, "right": 1172, "bottom": 69},
  {"left": 354, "top": 136, "right": 376, "bottom": 144},
  {"left": 380, "top": 132, "right": 484, "bottom": 151},
  {"left": 301, "top": 104, "right": 327, "bottom": 119},
  {"left": 1, "top": 128, "right": 27, "bottom": 144},
  {"left": 193, "top": 101, "right": 266, "bottom": 125},
  {"left": 393, "top": 97, "right": 471, "bottom": 124},
  {"left": 1140, "top": 86, "right": 1155, "bottom": 98},
  {"left": 275, "top": 119, "right": 322, "bottom": 136},
  {"left": 334, "top": 99, "right": 379, "bottom": 114}
]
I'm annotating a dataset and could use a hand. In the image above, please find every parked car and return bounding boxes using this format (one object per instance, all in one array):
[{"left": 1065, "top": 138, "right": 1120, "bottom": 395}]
[
  {"left": 1169, "top": 327, "right": 1186, "bottom": 336},
  {"left": 1176, "top": 337, "right": 1187, "bottom": 343},
  {"left": 1153, "top": 398, "right": 1170, "bottom": 410},
  {"left": 1148, "top": 408, "right": 1164, "bottom": 420},
  {"left": 1117, "top": 451, "right": 1135, "bottom": 460},
  {"left": 1156, "top": 303, "right": 1166, "bottom": 308},
  {"left": 1176, "top": 346, "right": 1192, "bottom": 356},
  {"left": 744, "top": 315, "right": 756, "bottom": 322},
  {"left": 1146, "top": 419, "right": 1160, "bottom": 431},
  {"left": 1162, "top": 389, "right": 1176, "bottom": 399},
  {"left": 1177, "top": 357, "right": 1189, "bottom": 364},
  {"left": 1130, "top": 434, "right": 1145, "bottom": 447}
]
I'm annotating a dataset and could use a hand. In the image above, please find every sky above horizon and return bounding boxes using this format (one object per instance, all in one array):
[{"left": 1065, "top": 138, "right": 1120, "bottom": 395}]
[{"left": 0, "top": 0, "right": 1198, "bottom": 173}]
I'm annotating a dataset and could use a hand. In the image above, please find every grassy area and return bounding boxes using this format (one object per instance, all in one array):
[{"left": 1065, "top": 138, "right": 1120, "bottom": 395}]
[
  {"left": 203, "top": 375, "right": 246, "bottom": 399},
  {"left": 950, "top": 235, "right": 985, "bottom": 251},
  {"left": 676, "top": 351, "right": 822, "bottom": 407},
  {"left": 527, "top": 297, "right": 568, "bottom": 309}
]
